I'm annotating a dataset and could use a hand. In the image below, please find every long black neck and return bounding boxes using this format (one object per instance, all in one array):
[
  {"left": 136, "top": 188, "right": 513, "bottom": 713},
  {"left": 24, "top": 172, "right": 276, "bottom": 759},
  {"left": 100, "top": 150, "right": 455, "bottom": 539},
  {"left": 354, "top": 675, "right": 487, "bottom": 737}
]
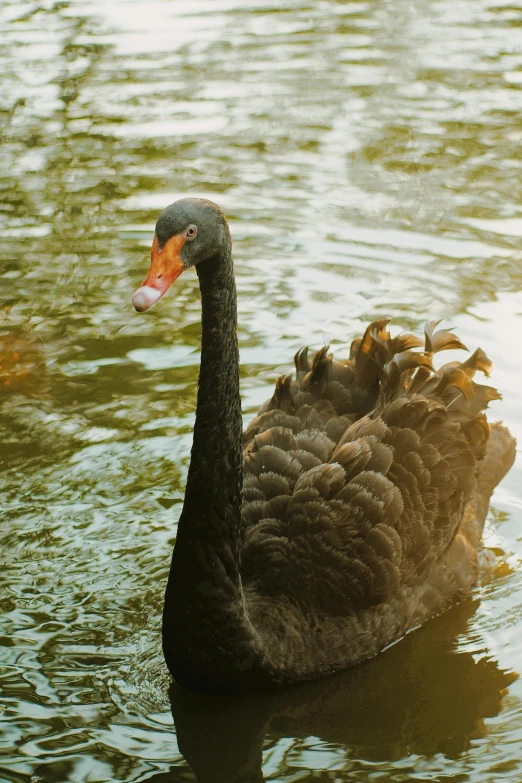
[
  {"left": 163, "top": 246, "right": 263, "bottom": 692},
  {"left": 187, "top": 248, "right": 243, "bottom": 536}
]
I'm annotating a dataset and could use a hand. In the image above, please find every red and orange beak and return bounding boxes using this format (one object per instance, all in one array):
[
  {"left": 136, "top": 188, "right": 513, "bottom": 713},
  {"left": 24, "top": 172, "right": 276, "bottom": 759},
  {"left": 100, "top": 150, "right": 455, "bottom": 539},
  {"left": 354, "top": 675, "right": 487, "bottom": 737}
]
[{"left": 132, "top": 233, "right": 186, "bottom": 312}]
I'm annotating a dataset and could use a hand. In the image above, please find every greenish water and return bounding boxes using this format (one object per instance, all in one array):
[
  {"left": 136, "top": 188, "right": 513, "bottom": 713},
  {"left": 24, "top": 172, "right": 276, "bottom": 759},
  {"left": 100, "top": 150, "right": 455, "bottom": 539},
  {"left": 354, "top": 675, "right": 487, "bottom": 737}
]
[{"left": 1, "top": 0, "right": 522, "bottom": 781}]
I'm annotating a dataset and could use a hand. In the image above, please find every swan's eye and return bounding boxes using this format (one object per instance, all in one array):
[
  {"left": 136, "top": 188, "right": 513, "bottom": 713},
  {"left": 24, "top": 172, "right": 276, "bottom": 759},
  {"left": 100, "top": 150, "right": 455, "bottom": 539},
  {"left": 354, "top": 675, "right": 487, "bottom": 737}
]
[{"left": 186, "top": 225, "right": 197, "bottom": 240}]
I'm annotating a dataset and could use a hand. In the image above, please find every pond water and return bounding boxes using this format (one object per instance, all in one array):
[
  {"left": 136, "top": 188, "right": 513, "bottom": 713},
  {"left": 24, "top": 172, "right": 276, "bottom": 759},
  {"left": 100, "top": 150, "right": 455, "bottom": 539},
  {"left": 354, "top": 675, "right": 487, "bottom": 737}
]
[{"left": 1, "top": 0, "right": 522, "bottom": 781}]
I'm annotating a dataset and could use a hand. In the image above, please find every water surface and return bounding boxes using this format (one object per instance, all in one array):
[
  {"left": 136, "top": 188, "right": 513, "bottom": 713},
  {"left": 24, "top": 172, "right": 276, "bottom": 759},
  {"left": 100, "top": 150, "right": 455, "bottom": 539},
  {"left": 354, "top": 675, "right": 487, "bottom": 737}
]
[{"left": 1, "top": 0, "right": 522, "bottom": 781}]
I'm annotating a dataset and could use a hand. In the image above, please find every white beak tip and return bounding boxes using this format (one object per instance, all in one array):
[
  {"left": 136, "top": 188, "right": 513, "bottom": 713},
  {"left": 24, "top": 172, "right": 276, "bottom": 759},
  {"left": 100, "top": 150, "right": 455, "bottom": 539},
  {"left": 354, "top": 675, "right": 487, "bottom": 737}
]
[{"left": 132, "top": 286, "right": 162, "bottom": 312}]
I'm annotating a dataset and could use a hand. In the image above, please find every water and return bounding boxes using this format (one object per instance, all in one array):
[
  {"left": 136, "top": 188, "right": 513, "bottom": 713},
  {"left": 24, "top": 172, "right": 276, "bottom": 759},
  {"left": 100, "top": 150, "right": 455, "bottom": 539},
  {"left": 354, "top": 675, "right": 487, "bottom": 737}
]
[{"left": 1, "top": 0, "right": 522, "bottom": 780}]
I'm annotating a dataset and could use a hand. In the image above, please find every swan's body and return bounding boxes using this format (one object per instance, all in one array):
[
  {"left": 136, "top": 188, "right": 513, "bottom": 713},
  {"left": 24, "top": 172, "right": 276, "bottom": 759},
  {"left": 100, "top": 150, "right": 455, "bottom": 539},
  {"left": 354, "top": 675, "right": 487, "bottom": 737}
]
[{"left": 133, "top": 198, "right": 515, "bottom": 694}]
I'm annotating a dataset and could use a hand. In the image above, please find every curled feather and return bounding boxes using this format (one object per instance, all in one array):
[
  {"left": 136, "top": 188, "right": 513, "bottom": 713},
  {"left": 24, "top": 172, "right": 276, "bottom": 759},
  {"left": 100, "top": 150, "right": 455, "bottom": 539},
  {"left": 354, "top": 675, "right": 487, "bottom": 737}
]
[
  {"left": 459, "top": 348, "right": 492, "bottom": 378},
  {"left": 393, "top": 350, "right": 434, "bottom": 375},
  {"left": 433, "top": 366, "right": 475, "bottom": 403},
  {"left": 294, "top": 346, "right": 310, "bottom": 377},
  {"left": 424, "top": 320, "right": 468, "bottom": 354},
  {"left": 355, "top": 320, "right": 391, "bottom": 386},
  {"left": 267, "top": 374, "right": 295, "bottom": 413},
  {"left": 309, "top": 346, "right": 332, "bottom": 390},
  {"left": 389, "top": 332, "right": 425, "bottom": 356}
]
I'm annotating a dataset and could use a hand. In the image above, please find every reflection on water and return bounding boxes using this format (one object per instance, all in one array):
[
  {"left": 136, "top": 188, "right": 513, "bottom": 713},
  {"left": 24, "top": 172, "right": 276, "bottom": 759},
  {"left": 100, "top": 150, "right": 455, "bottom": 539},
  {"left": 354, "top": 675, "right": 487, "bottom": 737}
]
[
  {"left": 1, "top": 0, "right": 522, "bottom": 781},
  {"left": 169, "top": 602, "right": 516, "bottom": 783}
]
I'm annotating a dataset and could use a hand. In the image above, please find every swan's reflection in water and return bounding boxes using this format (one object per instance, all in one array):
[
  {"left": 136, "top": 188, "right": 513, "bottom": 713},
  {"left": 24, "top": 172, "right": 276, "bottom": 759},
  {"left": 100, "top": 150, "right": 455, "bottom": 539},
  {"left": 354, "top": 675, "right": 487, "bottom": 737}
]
[{"left": 162, "top": 600, "right": 515, "bottom": 783}]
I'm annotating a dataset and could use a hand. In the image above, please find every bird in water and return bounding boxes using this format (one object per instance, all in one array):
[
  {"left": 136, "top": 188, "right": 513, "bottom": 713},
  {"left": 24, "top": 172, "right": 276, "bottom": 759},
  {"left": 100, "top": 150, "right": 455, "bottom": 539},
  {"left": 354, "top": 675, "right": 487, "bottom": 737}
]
[{"left": 132, "top": 198, "right": 515, "bottom": 694}]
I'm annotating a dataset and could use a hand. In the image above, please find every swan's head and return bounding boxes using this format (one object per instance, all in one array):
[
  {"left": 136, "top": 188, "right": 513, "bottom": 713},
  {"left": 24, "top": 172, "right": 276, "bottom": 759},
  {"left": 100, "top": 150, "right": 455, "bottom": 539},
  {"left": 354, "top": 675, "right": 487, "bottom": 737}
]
[{"left": 132, "top": 198, "right": 230, "bottom": 312}]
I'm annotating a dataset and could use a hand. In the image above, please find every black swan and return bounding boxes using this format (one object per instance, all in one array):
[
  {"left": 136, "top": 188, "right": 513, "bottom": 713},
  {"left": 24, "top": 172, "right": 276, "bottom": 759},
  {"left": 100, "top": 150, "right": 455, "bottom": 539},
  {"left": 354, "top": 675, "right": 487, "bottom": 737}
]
[{"left": 132, "top": 197, "right": 516, "bottom": 694}]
